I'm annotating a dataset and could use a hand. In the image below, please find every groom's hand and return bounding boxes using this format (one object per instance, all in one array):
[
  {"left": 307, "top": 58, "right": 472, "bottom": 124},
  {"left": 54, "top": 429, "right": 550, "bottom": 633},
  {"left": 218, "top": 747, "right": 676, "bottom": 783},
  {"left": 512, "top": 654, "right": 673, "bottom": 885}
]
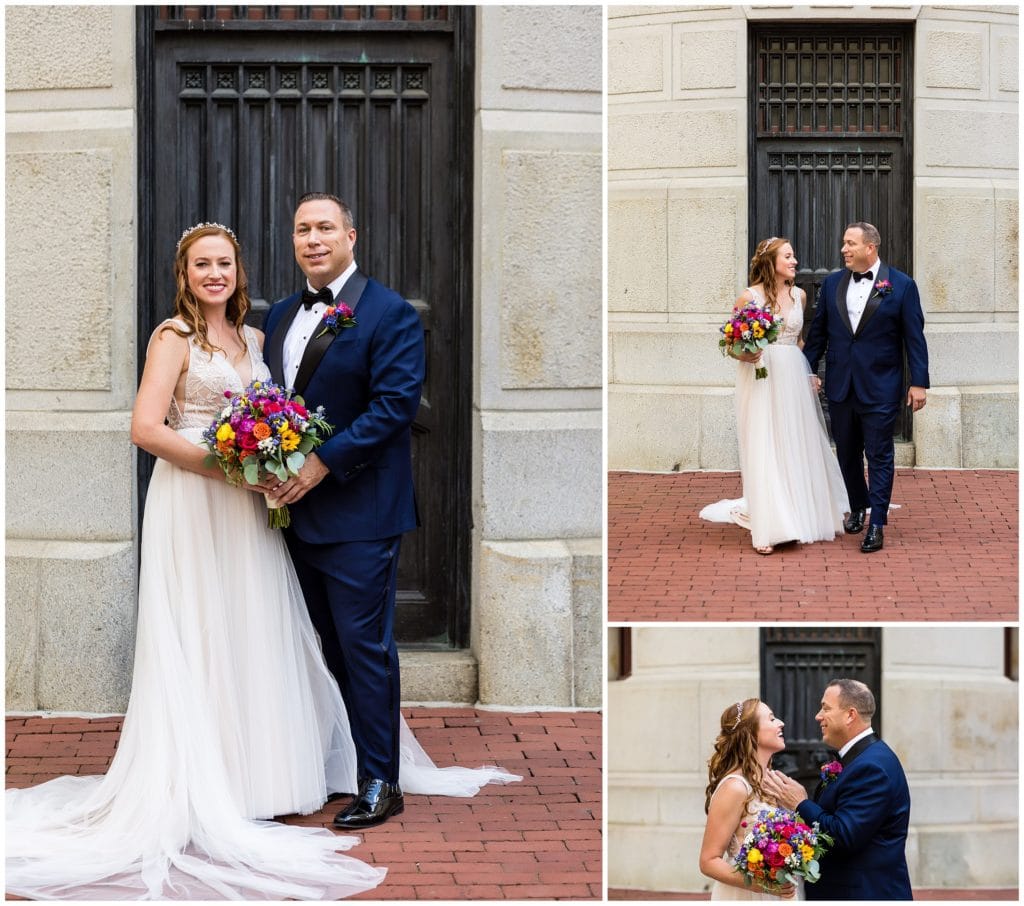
[
  {"left": 763, "top": 769, "right": 806, "bottom": 811},
  {"left": 907, "top": 386, "right": 926, "bottom": 411},
  {"left": 270, "top": 453, "right": 330, "bottom": 505}
]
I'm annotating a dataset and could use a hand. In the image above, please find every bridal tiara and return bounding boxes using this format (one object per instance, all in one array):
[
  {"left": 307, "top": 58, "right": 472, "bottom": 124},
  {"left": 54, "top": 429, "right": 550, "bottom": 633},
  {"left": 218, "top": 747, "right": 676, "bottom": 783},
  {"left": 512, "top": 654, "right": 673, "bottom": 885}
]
[
  {"left": 731, "top": 701, "right": 743, "bottom": 729},
  {"left": 177, "top": 222, "right": 237, "bottom": 251}
]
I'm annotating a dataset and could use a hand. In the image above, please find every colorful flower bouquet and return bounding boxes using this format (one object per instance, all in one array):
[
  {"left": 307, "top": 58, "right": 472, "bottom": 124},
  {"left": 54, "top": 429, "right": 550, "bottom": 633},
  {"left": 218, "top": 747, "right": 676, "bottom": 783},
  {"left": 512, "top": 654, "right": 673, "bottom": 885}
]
[
  {"left": 733, "top": 805, "right": 833, "bottom": 894},
  {"left": 202, "top": 380, "right": 334, "bottom": 529},
  {"left": 718, "top": 302, "right": 783, "bottom": 379}
]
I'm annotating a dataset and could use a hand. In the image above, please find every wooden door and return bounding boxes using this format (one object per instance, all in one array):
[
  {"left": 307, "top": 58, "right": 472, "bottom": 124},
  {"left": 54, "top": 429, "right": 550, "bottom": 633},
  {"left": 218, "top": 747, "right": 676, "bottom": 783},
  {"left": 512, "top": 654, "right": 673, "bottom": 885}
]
[
  {"left": 750, "top": 25, "right": 913, "bottom": 439},
  {"left": 760, "top": 627, "right": 883, "bottom": 796},
  {"left": 137, "top": 6, "right": 474, "bottom": 644}
]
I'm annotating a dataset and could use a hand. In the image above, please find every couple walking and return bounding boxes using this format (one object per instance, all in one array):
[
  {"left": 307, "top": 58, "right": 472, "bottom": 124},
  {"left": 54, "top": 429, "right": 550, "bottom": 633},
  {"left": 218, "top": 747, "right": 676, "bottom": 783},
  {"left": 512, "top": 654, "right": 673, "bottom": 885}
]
[
  {"left": 700, "top": 679, "right": 912, "bottom": 900},
  {"left": 702, "top": 223, "right": 930, "bottom": 554},
  {"left": 6, "top": 194, "right": 518, "bottom": 899}
]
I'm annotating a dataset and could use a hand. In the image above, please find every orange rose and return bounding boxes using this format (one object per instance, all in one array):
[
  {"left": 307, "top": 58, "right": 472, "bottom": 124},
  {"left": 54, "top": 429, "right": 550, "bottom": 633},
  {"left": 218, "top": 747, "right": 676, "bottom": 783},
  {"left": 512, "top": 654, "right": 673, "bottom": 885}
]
[
  {"left": 778, "top": 843, "right": 793, "bottom": 857},
  {"left": 253, "top": 421, "right": 272, "bottom": 440}
]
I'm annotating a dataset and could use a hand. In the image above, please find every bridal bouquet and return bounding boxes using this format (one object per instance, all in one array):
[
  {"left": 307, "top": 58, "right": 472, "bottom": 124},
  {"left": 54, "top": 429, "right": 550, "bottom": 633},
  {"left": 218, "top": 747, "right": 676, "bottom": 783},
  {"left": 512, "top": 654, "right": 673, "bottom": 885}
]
[
  {"left": 202, "top": 380, "right": 333, "bottom": 529},
  {"left": 718, "top": 302, "right": 782, "bottom": 379},
  {"left": 733, "top": 805, "right": 832, "bottom": 893}
]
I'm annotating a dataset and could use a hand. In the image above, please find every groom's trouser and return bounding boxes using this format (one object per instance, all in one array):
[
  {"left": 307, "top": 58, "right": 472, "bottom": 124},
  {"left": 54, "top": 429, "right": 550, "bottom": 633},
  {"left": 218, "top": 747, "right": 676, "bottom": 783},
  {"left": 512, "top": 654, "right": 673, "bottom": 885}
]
[
  {"left": 286, "top": 534, "right": 402, "bottom": 785},
  {"left": 829, "top": 394, "right": 900, "bottom": 527}
]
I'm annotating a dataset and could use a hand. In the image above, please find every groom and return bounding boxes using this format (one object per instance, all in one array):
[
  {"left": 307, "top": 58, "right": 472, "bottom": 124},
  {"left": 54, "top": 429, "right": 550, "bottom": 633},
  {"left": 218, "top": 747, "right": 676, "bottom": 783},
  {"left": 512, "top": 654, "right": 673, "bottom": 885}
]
[
  {"left": 763, "top": 679, "right": 912, "bottom": 900},
  {"left": 264, "top": 192, "right": 425, "bottom": 828},
  {"left": 803, "top": 222, "right": 929, "bottom": 552}
]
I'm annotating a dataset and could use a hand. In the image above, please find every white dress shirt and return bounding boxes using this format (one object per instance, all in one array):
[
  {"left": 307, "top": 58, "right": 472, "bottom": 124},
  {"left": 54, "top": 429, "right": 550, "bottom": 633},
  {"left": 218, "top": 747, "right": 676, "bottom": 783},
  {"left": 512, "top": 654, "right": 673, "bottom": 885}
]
[
  {"left": 845, "top": 257, "right": 880, "bottom": 333},
  {"left": 838, "top": 726, "right": 875, "bottom": 760},
  {"left": 282, "top": 259, "right": 358, "bottom": 390}
]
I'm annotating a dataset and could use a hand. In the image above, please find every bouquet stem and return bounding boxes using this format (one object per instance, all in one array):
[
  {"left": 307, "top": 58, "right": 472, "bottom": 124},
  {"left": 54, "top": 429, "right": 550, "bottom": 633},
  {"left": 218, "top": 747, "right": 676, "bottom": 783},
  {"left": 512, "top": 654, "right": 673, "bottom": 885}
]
[
  {"left": 755, "top": 366, "right": 768, "bottom": 380},
  {"left": 264, "top": 493, "right": 291, "bottom": 529}
]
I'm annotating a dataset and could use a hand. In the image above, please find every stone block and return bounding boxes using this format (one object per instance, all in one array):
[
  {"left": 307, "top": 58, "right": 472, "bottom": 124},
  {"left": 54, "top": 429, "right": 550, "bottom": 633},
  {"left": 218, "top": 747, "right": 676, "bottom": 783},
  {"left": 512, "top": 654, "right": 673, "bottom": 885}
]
[
  {"left": 994, "top": 28, "right": 1019, "bottom": 93},
  {"left": 569, "top": 539, "right": 603, "bottom": 708},
  {"left": 5, "top": 554, "right": 39, "bottom": 710},
  {"left": 634, "top": 626, "right": 757, "bottom": 671},
  {"left": 911, "top": 387, "right": 962, "bottom": 468},
  {"left": 667, "top": 188, "right": 745, "bottom": 314},
  {"left": 608, "top": 823, "right": 702, "bottom": 893},
  {"left": 607, "top": 782, "right": 665, "bottom": 824},
  {"left": 656, "top": 781, "right": 707, "bottom": 828},
  {"left": 881, "top": 678, "right": 945, "bottom": 772},
  {"left": 914, "top": 824, "right": 1019, "bottom": 888},
  {"left": 917, "top": 191, "right": 994, "bottom": 313},
  {"left": 944, "top": 681, "right": 1018, "bottom": 773},
  {"left": 6, "top": 151, "right": 113, "bottom": 390},
  {"left": 6, "top": 411, "right": 134, "bottom": 541},
  {"left": 884, "top": 625, "right": 1005, "bottom": 672},
  {"left": 499, "top": 149, "right": 601, "bottom": 389},
  {"left": 609, "top": 106, "right": 742, "bottom": 172},
  {"left": 5, "top": 6, "right": 114, "bottom": 91},
  {"left": 609, "top": 679, "right": 700, "bottom": 773},
  {"left": 478, "top": 410, "right": 601, "bottom": 539},
  {"left": 961, "top": 387, "right": 1018, "bottom": 468},
  {"left": 610, "top": 324, "right": 738, "bottom": 386},
  {"left": 906, "top": 778, "right": 981, "bottom": 825},
  {"left": 700, "top": 388, "right": 740, "bottom": 470},
  {"left": 675, "top": 22, "right": 741, "bottom": 91},
  {"left": 925, "top": 323, "right": 1017, "bottom": 386},
  {"left": 608, "top": 193, "right": 668, "bottom": 313},
  {"left": 399, "top": 650, "right": 478, "bottom": 704},
  {"left": 478, "top": 5, "right": 601, "bottom": 111},
  {"left": 919, "top": 107, "right": 1018, "bottom": 171},
  {"left": 609, "top": 26, "right": 667, "bottom": 95},
  {"left": 475, "top": 540, "right": 573, "bottom": 706},
  {"left": 7, "top": 539, "right": 136, "bottom": 712},
  {"left": 608, "top": 386, "right": 701, "bottom": 471},
  {"left": 923, "top": 29, "right": 984, "bottom": 90},
  {"left": 994, "top": 192, "right": 1018, "bottom": 307}
]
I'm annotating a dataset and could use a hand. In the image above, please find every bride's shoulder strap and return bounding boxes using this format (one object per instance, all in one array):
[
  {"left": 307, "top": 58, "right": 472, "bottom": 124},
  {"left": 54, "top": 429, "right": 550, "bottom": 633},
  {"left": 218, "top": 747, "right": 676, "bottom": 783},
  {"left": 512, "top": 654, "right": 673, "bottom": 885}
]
[{"left": 712, "top": 773, "right": 753, "bottom": 800}]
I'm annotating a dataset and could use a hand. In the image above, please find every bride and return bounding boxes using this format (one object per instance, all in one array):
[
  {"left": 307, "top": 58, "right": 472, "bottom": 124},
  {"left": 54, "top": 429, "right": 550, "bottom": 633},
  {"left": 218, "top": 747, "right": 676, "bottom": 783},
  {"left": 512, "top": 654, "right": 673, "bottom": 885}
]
[
  {"left": 5, "top": 224, "right": 518, "bottom": 900},
  {"left": 699, "top": 699, "right": 800, "bottom": 900},
  {"left": 700, "top": 237, "right": 849, "bottom": 554}
]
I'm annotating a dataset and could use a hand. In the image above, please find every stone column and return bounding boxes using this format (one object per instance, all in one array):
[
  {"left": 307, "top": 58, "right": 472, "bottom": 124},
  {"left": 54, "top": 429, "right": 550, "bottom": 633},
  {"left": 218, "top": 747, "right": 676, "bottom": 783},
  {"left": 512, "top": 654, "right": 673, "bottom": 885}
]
[
  {"left": 6, "top": 6, "right": 138, "bottom": 711},
  {"left": 471, "top": 6, "right": 602, "bottom": 706}
]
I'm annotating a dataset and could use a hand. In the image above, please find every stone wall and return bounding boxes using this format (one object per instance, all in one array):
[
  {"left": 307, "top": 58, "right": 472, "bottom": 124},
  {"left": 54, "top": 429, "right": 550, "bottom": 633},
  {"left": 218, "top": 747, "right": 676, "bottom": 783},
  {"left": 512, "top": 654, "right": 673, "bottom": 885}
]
[
  {"left": 5, "top": 5, "right": 603, "bottom": 712},
  {"left": 608, "top": 5, "right": 1019, "bottom": 471},
  {"left": 6, "top": 5, "right": 138, "bottom": 711},
  {"left": 608, "top": 626, "right": 1019, "bottom": 892},
  {"left": 472, "top": 5, "right": 603, "bottom": 706}
]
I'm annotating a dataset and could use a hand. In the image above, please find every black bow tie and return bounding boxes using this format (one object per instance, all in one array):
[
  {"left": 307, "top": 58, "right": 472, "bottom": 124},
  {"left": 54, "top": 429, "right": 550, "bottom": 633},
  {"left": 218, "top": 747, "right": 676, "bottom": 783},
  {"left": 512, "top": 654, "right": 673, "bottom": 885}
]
[
  {"left": 851, "top": 271, "right": 873, "bottom": 283},
  {"left": 301, "top": 286, "right": 334, "bottom": 309}
]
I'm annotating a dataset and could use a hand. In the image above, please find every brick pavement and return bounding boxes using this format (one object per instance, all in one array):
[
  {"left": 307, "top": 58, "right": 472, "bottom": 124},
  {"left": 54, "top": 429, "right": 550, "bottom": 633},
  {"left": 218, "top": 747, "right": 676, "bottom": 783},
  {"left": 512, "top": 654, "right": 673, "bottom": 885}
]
[
  {"left": 6, "top": 708, "right": 601, "bottom": 901},
  {"left": 609, "top": 469, "right": 1018, "bottom": 621}
]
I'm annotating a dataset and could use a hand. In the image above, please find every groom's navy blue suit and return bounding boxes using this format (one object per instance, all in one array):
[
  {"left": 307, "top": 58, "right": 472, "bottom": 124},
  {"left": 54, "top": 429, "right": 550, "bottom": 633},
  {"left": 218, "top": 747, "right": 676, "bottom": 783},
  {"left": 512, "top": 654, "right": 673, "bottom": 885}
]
[
  {"left": 264, "top": 269, "right": 425, "bottom": 785},
  {"left": 803, "top": 262, "right": 929, "bottom": 526},
  {"left": 798, "top": 733, "right": 912, "bottom": 900}
]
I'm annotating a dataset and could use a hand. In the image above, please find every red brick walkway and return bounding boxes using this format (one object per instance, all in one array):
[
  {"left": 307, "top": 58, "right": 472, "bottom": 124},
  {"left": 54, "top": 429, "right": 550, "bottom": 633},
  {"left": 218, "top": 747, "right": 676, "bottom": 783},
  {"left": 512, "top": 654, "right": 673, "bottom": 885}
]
[
  {"left": 6, "top": 709, "right": 601, "bottom": 901},
  {"left": 608, "top": 888, "right": 1018, "bottom": 900},
  {"left": 609, "top": 469, "right": 1018, "bottom": 621}
]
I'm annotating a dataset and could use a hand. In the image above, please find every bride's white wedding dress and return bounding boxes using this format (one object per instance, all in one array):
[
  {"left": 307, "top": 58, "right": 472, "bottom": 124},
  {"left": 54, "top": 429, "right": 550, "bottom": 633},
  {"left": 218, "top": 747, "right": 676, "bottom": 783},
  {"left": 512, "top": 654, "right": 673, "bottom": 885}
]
[
  {"left": 700, "top": 287, "right": 849, "bottom": 550},
  {"left": 6, "top": 321, "right": 518, "bottom": 900},
  {"left": 709, "top": 774, "right": 805, "bottom": 901}
]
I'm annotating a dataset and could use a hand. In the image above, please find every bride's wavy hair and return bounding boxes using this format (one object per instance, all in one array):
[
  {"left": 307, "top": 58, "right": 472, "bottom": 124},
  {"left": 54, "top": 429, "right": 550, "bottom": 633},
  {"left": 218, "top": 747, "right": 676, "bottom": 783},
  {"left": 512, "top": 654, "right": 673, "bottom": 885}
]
[
  {"left": 163, "top": 225, "right": 251, "bottom": 354},
  {"left": 748, "top": 237, "right": 794, "bottom": 315},
  {"left": 704, "top": 698, "right": 776, "bottom": 815}
]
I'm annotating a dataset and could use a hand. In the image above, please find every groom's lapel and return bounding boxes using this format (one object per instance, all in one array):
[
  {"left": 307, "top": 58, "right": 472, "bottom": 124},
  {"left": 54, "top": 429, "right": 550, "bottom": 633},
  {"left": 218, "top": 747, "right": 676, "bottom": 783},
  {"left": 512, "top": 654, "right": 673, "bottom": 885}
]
[
  {"left": 840, "top": 732, "right": 878, "bottom": 768},
  {"left": 267, "top": 295, "right": 303, "bottom": 387},
  {"left": 835, "top": 270, "right": 854, "bottom": 336},
  {"left": 854, "top": 261, "right": 890, "bottom": 337},
  {"left": 293, "top": 269, "right": 370, "bottom": 396}
]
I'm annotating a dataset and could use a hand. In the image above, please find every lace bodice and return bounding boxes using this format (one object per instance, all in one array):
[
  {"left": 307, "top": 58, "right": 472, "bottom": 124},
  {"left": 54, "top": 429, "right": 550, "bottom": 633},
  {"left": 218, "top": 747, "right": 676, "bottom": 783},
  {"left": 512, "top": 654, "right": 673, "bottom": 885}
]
[
  {"left": 749, "top": 287, "right": 803, "bottom": 346},
  {"left": 164, "top": 320, "right": 270, "bottom": 432}
]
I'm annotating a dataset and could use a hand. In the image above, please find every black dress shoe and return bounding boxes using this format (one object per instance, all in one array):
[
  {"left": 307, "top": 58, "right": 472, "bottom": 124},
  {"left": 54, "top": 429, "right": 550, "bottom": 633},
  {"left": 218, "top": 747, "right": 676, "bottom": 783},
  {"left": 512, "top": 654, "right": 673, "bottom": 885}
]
[
  {"left": 861, "top": 525, "right": 884, "bottom": 553},
  {"left": 333, "top": 778, "right": 404, "bottom": 829},
  {"left": 844, "top": 509, "right": 866, "bottom": 534}
]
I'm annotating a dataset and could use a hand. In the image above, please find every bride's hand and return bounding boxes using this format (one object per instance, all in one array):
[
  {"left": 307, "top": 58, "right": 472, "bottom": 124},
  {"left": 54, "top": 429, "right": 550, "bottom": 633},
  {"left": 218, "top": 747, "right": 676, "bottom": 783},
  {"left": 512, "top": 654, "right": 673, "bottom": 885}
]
[
  {"left": 733, "top": 350, "right": 763, "bottom": 364},
  {"left": 770, "top": 881, "right": 797, "bottom": 899},
  {"left": 810, "top": 375, "right": 822, "bottom": 392}
]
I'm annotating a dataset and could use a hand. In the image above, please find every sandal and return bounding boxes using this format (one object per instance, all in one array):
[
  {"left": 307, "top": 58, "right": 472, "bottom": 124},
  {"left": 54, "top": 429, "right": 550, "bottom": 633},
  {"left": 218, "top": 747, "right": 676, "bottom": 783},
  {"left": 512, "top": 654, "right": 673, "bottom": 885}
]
[{"left": 755, "top": 545, "right": 774, "bottom": 555}]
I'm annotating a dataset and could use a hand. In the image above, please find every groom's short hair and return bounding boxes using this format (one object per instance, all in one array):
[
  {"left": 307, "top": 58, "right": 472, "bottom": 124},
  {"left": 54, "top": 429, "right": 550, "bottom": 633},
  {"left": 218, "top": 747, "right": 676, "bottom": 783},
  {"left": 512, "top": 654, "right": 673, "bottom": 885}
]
[
  {"left": 846, "top": 221, "right": 881, "bottom": 249},
  {"left": 296, "top": 192, "right": 355, "bottom": 230},
  {"left": 828, "top": 677, "right": 876, "bottom": 720}
]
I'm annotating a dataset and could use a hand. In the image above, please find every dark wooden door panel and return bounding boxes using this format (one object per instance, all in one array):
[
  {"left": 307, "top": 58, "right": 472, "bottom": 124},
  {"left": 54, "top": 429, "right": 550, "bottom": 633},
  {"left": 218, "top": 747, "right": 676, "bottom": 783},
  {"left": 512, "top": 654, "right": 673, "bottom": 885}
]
[
  {"left": 139, "top": 8, "right": 473, "bottom": 644},
  {"left": 760, "top": 627, "right": 882, "bottom": 797}
]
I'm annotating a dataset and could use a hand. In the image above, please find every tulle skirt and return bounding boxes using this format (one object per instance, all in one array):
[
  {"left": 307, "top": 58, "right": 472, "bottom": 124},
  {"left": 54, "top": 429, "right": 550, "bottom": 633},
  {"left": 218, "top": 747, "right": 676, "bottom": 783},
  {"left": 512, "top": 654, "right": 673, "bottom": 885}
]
[
  {"left": 700, "top": 344, "right": 849, "bottom": 550},
  {"left": 6, "top": 436, "right": 518, "bottom": 900}
]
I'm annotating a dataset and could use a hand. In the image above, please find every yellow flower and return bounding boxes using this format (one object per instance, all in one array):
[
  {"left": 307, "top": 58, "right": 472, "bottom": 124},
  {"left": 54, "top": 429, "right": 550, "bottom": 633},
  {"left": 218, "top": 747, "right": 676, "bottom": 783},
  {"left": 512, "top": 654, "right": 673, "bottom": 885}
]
[
  {"left": 800, "top": 844, "right": 814, "bottom": 862},
  {"left": 216, "top": 423, "right": 235, "bottom": 443},
  {"left": 279, "top": 428, "right": 300, "bottom": 452},
  {"left": 753, "top": 323, "right": 764, "bottom": 339},
  {"left": 747, "top": 848, "right": 763, "bottom": 864}
]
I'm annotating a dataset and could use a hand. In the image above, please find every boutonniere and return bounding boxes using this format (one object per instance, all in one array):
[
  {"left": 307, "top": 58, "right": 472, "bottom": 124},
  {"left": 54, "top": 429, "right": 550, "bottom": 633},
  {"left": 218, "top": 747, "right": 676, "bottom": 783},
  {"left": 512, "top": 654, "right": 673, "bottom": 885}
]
[
  {"left": 819, "top": 760, "right": 843, "bottom": 788},
  {"left": 873, "top": 279, "right": 893, "bottom": 297},
  {"left": 314, "top": 302, "right": 357, "bottom": 339}
]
